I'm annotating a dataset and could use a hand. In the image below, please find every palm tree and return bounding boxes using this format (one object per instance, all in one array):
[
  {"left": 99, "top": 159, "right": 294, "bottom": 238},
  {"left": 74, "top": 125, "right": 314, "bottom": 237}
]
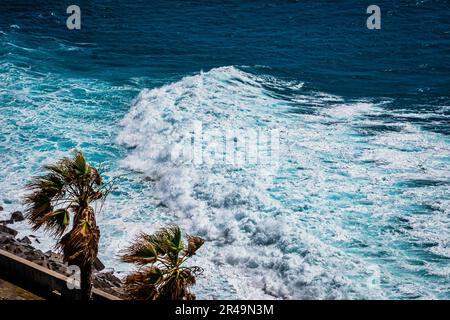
[
  {"left": 120, "top": 225, "right": 204, "bottom": 300},
  {"left": 24, "top": 151, "right": 108, "bottom": 300}
]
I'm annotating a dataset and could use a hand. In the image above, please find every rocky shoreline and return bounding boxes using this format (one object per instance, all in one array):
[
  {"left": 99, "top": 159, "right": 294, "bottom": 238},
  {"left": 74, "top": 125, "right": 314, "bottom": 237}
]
[{"left": 0, "top": 209, "right": 125, "bottom": 299}]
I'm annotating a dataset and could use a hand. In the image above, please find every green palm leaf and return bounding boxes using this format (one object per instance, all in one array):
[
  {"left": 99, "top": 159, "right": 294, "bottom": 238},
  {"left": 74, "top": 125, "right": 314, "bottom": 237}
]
[
  {"left": 40, "top": 208, "right": 70, "bottom": 237},
  {"left": 120, "top": 225, "right": 204, "bottom": 300},
  {"left": 121, "top": 233, "right": 158, "bottom": 265}
]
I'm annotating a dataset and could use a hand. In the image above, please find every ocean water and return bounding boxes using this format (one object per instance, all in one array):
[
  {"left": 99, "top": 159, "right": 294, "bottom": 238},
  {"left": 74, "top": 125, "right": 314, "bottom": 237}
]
[{"left": 0, "top": 0, "right": 449, "bottom": 299}]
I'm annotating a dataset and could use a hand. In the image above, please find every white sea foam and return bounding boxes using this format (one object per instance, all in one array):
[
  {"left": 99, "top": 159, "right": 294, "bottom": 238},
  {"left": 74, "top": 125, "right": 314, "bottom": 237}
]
[
  {"left": 116, "top": 66, "right": 449, "bottom": 299},
  {"left": 1, "top": 63, "right": 449, "bottom": 299}
]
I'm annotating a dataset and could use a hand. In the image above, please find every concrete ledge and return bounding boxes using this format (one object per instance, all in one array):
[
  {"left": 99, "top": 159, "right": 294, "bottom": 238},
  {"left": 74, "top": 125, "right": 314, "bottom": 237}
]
[{"left": 0, "top": 249, "right": 121, "bottom": 300}]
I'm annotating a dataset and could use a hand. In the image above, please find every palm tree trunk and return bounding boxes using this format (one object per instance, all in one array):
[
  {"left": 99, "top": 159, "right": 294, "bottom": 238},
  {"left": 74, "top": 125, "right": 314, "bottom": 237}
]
[{"left": 80, "top": 264, "right": 93, "bottom": 300}]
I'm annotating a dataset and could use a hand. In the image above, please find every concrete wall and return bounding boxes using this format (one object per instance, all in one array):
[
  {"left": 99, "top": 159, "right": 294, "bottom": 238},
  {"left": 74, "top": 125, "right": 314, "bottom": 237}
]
[{"left": 0, "top": 249, "right": 121, "bottom": 300}]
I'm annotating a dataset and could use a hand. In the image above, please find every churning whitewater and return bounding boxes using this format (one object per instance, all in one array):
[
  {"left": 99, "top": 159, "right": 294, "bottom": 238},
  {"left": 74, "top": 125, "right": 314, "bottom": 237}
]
[
  {"left": 1, "top": 63, "right": 449, "bottom": 299},
  {"left": 114, "top": 66, "right": 450, "bottom": 299},
  {"left": 1, "top": 0, "right": 449, "bottom": 301}
]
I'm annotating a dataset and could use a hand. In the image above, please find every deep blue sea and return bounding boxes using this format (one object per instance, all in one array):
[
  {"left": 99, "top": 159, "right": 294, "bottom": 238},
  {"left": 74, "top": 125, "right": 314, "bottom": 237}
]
[{"left": 0, "top": 1, "right": 449, "bottom": 299}]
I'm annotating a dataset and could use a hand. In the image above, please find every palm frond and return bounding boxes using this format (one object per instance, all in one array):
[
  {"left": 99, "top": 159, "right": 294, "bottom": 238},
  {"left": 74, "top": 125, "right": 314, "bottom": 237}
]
[
  {"left": 143, "top": 225, "right": 183, "bottom": 256},
  {"left": 186, "top": 235, "right": 204, "bottom": 257},
  {"left": 72, "top": 151, "right": 90, "bottom": 177},
  {"left": 121, "top": 225, "right": 204, "bottom": 300},
  {"left": 37, "top": 208, "right": 70, "bottom": 237},
  {"left": 123, "top": 267, "right": 161, "bottom": 300},
  {"left": 121, "top": 232, "right": 158, "bottom": 265}
]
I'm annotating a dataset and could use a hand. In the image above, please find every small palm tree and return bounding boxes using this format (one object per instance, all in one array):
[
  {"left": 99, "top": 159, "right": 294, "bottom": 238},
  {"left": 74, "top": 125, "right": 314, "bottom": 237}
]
[
  {"left": 120, "top": 225, "right": 204, "bottom": 300},
  {"left": 24, "top": 151, "right": 108, "bottom": 300}
]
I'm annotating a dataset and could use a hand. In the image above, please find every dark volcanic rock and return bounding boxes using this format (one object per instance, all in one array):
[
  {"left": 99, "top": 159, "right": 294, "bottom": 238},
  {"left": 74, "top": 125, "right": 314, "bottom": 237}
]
[
  {"left": 20, "top": 236, "right": 32, "bottom": 245},
  {"left": 26, "top": 250, "right": 45, "bottom": 262},
  {"left": 45, "top": 251, "right": 64, "bottom": 263},
  {"left": 11, "top": 211, "right": 24, "bottom": 222},
  {"left": 0, "top": 234, "right": 15, "bottom": 245},
  {"left": 0, "top": 225, "right": 18, "bottom": 237},
  {"left": 93, "top": 257, "right": 105, "bottom": 271},
  {"left": 28, "top": 235, "right": 41, "bottom": 243},
  {"left": 0, "top": 206, "right": 3, "bottom": 211},
  {"left": 0, "top": 222, "right": 124, "bottom": 299},
  {"left": 93, "top": 271, "right": 125, "bottom": 298}
]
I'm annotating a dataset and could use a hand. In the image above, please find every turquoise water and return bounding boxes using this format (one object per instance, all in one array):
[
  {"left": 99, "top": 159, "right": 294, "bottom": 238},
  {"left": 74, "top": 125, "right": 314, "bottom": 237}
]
[{"left": 0, "top": 1, "right": 449, "bottom": 299}]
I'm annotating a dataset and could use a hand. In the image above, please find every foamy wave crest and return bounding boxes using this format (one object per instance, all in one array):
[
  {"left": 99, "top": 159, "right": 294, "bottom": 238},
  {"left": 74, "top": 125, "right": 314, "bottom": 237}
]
[
  {"left": 116, "top": 66, "right": 406, "bottom": 299},
  {"left": 116, "top": 66, "right": 450, "bottom": 299}
]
